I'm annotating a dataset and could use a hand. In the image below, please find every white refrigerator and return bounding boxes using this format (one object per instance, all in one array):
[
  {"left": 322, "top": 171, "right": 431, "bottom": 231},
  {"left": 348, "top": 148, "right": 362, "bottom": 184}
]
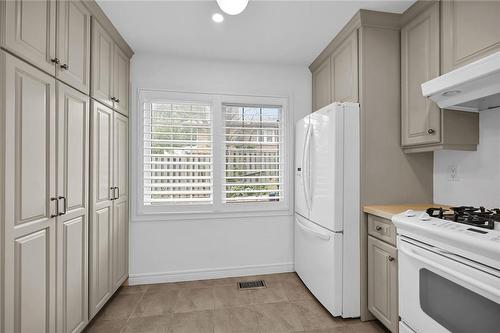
[{"left": 295, "top": 102, "right": 360, "bottom": 318}]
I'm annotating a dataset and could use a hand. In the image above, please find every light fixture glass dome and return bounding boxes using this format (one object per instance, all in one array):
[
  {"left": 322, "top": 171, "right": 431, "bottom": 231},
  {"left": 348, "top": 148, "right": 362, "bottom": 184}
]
[{"left": 216, "top": 0, "right": 249, "bottom": 15}]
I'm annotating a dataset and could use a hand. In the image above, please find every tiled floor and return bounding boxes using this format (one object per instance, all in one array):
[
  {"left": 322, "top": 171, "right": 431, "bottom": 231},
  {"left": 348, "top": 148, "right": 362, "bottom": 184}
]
[{"left": 84, "top": 272, "right": 388, "bottom": 333}]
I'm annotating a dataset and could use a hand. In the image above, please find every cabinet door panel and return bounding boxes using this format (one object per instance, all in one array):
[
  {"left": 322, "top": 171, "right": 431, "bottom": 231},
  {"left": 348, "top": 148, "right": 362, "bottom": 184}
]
[
  {"left": 2, "top": 0, "right": 56, "bottom": 74},
  {"left": 312, "top": 59, "right": 331, "bottom": 111},
  {"left": 368, "top": 235, "right": 398, "bottom": 333},
  {"left": 2, "top": 51, "right": 56, "bottom": 333},
  {"left": 442, "top": 1, "right": 500, "bottom": 73},
  {"left": 89, "top": 101, "right": 114, "bottom": 319},
  {"left": 401, "top": 2, "right": 441, "bottom": 147},
  {"left": 112, "top": 113, "right": 128, "bottom": 289},
  {"left": 113, "top": 46, "right": 130, "bottom": 116},
  {"left": 91, "top": 19, "right": 114, "bottom": 108},
  {"left": 56, "top": 83, "right": 89, "bottom": 333},
  {"left": 56, "top": 0, "right": 91, "bottom": 93},
  {"left": 331, "top": 31, "right": 358, "bottom": 103}
]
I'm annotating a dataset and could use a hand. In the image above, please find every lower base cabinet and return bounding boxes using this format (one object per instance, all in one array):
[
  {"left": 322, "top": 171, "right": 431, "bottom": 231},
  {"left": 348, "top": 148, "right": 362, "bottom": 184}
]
[{"left": 368, "top": 234, "right": 398, "bottom": 332}]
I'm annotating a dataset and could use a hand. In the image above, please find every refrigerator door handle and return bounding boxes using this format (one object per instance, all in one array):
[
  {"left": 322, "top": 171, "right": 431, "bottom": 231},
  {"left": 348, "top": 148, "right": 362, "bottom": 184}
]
[
  {"left": 296, "top": 217, "right": 331, "bottom": 241},
  {"left": 302, "top": 123, "right": 312, "bottom": 210}
]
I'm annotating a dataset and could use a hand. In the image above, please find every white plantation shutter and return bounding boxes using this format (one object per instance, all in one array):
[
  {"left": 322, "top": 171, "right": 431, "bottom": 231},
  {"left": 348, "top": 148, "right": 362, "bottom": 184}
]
[
  {"left": 143, "top": 100, "right": 213, "bottom": 205},
  {"left": 223, "top": 105, "right": 283, "bottom": 203}
]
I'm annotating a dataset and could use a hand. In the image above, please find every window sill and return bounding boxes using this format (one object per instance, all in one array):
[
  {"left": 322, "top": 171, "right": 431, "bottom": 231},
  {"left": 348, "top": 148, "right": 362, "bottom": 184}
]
[{"left": 131, "top": 208, "right": 293, "bottom": 222}]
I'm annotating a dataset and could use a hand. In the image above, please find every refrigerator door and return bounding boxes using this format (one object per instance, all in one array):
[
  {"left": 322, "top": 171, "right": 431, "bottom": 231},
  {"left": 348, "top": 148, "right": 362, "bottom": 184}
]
[
  {"left": 309, "top": 103, "right": 344, "bottom": 232},
  {"left": 295, "top": 114, "right": 311, "bottom": 219},
  {"left": 294, "top": 214, "right": 343, "bottom": 317}
]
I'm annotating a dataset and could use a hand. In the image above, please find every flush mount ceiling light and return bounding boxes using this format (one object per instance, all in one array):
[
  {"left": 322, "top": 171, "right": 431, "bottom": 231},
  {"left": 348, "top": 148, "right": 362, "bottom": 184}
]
[
  {"left": 212, "top": 13, "right": 224, "bottom": 23},
  {"left": 216, "top": 0, "right": 249, "bottom": 15}
]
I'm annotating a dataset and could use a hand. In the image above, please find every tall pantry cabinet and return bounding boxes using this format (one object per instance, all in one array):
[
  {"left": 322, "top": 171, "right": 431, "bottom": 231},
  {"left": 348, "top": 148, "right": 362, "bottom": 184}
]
[{"left": 0, "top": 0, "right": 133, "bottom": 332}]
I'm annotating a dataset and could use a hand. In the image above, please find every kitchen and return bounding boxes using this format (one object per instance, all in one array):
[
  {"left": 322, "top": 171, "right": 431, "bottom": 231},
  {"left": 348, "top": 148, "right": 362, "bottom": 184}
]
[{"left": 0, "top": 0, "right": 499, "bottom": 332}]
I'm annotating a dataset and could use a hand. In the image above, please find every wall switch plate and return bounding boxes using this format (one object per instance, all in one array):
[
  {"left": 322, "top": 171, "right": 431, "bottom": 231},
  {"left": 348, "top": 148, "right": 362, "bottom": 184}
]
[{"left": 448, "top": 165, "right": 459, "bottom": 181}]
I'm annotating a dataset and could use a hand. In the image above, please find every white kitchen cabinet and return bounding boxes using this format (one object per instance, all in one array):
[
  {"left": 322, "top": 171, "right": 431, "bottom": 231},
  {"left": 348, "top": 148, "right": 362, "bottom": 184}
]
[
  {"left": 55, "top": 82, "right": 90, "bottom": 333},
  {"left": 1, "top": 50, "right": 57, "bottom": 333},
  {"left": 89, "top": 101, "right": 129, "bottom": 319},
  {"left": 1, "top": 0, "right": 57, "bottom": 74},
  {"left": 56, "top": 0, "right": 91, "bottom": 94}
]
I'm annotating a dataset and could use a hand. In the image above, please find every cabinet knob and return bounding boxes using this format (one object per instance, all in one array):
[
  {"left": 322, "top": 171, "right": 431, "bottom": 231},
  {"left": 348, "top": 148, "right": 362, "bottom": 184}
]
[
  {"left": 115, "top": 98, "right": 120, "bottom": 103},
  {"left": 428, "top": 128, "right": 435, "bottom": 134},
  {"left": 51, "top": 58, "right": 60, "bottom": 64},
  {"left": 375, "top": 225, "right": 383, "bottom": 231},
  {"left": 111, "top": 97, "right": 116, "bottom": 102},
  {"left": 388, "top": 256, "right": 395, "bottom": 262},
  {"left": 60, "top": 64, "right": 69, "bottom": 70}
]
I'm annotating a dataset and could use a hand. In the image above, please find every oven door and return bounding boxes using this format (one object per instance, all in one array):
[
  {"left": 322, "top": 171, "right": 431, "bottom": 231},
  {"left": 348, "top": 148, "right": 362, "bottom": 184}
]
[{"left": 398, "top": 236, "right": 500, "bottom": 333}]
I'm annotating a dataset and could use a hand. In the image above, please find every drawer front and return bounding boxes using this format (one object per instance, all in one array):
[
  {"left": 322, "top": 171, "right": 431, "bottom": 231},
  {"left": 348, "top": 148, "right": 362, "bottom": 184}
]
[{"left": 368, "top": 215, "right": 396, "bottom": 246}]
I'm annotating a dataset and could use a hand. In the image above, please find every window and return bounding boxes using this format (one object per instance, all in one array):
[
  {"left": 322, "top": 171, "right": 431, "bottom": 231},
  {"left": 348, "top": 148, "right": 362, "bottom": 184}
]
[
  {"left": 143, "top": 101, "right": 213, "bottom": 205},
  {"left": 223, "top": 105, "right": 282, "bottom": 203},
  {"left": 137, "top": 90, "right": 290, "bottom": 218}
]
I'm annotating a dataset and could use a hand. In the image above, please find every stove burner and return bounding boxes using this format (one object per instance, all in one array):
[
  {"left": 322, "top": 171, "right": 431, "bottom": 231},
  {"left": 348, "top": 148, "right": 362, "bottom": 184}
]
[{"left": 425, "top": 206, "right": 498, "bottom": 230}]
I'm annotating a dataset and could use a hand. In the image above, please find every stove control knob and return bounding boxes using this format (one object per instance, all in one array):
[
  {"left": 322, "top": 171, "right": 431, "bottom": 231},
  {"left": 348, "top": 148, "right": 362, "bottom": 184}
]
[
  {"left": 404, "top": 209, "right": 416, "bottom": 217},
  {"left": 419, "top": 212, "right": 432, "bottom": 221}
]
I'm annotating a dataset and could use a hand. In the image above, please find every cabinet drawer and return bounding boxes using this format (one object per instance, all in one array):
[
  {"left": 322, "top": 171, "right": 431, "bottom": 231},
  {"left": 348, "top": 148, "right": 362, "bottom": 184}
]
[{"left": 367, "top": 215, "right": 396, "bottom": 246}]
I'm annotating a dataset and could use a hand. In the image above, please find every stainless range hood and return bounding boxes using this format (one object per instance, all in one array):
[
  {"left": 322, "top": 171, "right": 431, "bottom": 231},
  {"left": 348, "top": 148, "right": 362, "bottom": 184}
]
[{"left": 421, "top": 51, "right": 500, "bottom": 112}]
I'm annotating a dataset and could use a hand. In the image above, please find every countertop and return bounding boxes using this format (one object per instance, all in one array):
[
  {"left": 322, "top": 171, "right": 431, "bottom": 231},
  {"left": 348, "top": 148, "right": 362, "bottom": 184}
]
[{"left": 363, "top": 204, "right": 448, "bottom": 220}]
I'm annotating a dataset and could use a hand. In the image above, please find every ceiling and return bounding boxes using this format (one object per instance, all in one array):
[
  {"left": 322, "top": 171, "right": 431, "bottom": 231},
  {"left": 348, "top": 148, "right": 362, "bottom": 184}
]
[{"left": 97, "top": 0, "right": 414, "bottom": 66}]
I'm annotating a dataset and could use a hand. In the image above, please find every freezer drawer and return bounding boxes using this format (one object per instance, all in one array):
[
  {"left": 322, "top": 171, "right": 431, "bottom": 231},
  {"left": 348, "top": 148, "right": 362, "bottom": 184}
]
[{"left": 294, "top": 214, "right": 342, "bottom": 316}]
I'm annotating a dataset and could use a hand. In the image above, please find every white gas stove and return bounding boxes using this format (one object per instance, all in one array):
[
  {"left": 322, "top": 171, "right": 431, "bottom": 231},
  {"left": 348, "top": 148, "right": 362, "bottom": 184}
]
[{"left": 392, "top": 208, "right": 500, "bottom": 333}]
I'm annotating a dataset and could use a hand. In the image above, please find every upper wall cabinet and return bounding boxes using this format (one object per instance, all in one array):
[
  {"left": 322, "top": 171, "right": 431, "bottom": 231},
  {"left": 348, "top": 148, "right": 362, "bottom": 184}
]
[
  {"left": 56, "top": 0, "right": 91, "bottom": 94},
  {"left": 330, "top": 31, "right": 358, "bottom": 103},
  {"left": 91, "top": 18, "right": 130, "bottom": 116},
  {"left": 441, "top": 0, "right": 500, "bottom": 73},
  {"left": 311, "top": 30, "right": 359, "bottom": 111},
  {"left": 401, "top": 2, "right": 441, "bottom": 147},
  {"left": 1, "top": 0, "right": 57, "bottom": 74},
  {"left": 312, "top": 59, "right": 331, "bottom": 111},
  {"left": 400, "top": 1, "right": 479, "bottom": 153}
]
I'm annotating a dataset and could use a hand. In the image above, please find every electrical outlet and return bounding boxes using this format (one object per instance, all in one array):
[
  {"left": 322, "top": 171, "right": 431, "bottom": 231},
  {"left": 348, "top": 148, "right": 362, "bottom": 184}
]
[{"left": 448, "top": 165, "right": 459, "bottom": 182}]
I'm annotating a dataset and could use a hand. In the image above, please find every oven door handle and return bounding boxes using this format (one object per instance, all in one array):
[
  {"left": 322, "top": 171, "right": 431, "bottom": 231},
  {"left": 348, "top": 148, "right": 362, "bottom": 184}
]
[{"left": 400, "top": 246, "right": 500, "bottom": 299}]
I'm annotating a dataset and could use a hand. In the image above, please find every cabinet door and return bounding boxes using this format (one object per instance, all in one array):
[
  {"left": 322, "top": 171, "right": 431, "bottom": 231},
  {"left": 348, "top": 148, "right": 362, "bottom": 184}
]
[
  {"left": 312, "top": 59, "right": 331, "bottom": 111},
  {"left": 112, "top": 112, "right": 129, "bottom": 290},
  {"left": 112, "top": 45, "right": 130, "bottom": 116},
  {"left": 442, "top": 0, "right": 500, "bottom": 73},
  {"left": 1, "top": 51, "right": 57, "bottom": 333},
  {"left": 368, "top": 236, "right": 398, "bottom": 333},
  {"left": 91, "top": 19, "right": 114, "bottom": 108},
  {"left": 401, "top": 2, "right": 441, "bottom": 147},
  {"left": 89, "top": 101, "right": 114, "bottom": 319},
  {"left": 331, "top": 31, "right": 358, "bottom": 103},
  {"left": 2, "top": 0, "right": 56, "bottom": 74},
  {"left": 56, "top": 0, "right": 91, "bottom": 94},
  {"left": 56, "top": 83, "right": 89, "bottom": 333}
]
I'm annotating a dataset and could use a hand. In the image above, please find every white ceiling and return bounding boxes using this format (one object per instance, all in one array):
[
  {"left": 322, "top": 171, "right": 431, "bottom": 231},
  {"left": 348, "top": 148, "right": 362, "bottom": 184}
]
[{"left": 97, "top": 0, "right": 414, "bottom": 66}]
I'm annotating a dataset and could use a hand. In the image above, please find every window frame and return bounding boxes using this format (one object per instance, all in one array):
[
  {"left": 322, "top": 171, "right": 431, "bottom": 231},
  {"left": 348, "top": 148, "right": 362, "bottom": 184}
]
[{"left": 133, "top": 88, "right": 292, "bottom": 221}]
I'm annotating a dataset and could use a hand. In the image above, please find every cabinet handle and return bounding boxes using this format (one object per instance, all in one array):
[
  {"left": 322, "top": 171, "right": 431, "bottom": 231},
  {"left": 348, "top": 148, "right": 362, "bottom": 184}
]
[
  {"left": 58, "top": 196, "right": 67, "bottom": 215},
  {"left": 428, "top": 128, "right": 435, "bottom": 134},
  {"left": 116, "top": 186, "right": 120, "bottom": 199},
  {"left": 110, "top": 187, "right": 116, "bottom": 200},
  {"left": 50, "top": 197, "right": 59, "bottom": 218},
  {"left": 51, "top": 58, "right": 60, "bottom": 64},
  {"left": 60, "top": 64, "right": 69, "bottom": 70},
  {"left": 375, "top": 225, "right": 383, "bottom": 231},
  {"left": 388, "top": 256, "right": 395, "bottom": 262}
]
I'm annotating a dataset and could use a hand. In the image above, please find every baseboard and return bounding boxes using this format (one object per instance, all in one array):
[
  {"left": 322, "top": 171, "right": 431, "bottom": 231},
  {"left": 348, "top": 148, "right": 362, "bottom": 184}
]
[{"left": 127, "top": 262, "right": 295, "bottom": 285}]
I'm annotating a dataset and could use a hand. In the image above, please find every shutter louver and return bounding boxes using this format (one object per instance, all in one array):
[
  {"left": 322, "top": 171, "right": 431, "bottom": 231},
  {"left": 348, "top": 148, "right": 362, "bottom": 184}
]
[
  {"left": 143, "top": 101, "right": 213, "bottom": 205},
  {"left": 223, "top": 105, "right": 283, "bottom": 203}
]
